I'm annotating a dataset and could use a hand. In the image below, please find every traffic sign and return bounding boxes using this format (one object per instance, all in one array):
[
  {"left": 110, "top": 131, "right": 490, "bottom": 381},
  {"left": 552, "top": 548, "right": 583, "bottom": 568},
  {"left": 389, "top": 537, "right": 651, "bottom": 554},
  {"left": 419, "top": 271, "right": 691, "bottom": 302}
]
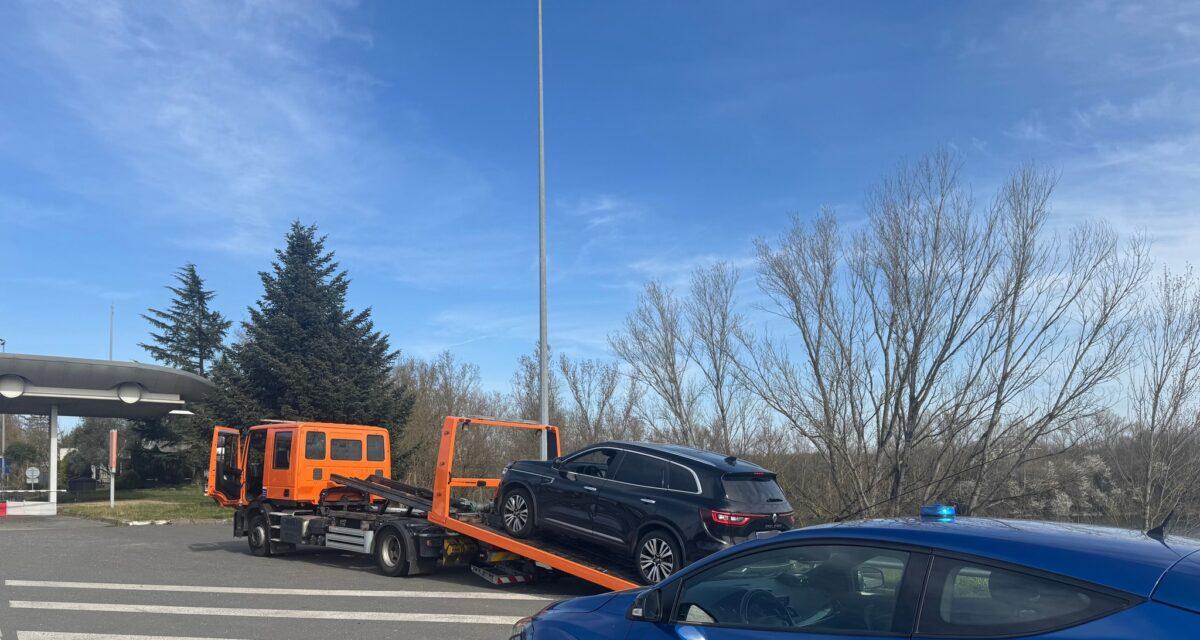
[{"left": 25, "top": 467, "right": 40, "bottom": 483}]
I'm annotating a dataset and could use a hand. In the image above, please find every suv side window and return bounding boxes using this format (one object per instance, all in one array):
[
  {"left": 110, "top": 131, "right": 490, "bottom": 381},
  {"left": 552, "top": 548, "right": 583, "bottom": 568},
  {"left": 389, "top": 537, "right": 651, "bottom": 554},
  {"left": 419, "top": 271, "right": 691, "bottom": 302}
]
[
  {"left": 919, "top": 557, "right": 1130, "bottom": 637},
  {"left": 667, "top": 463, "right": 699, "bottom": 493},
  {"left": 563, "top": 448, "right": 621, "bottom": 478},
  {"left": 675, "top": 544, "right": 914, "bottom": 635},
  {"left": 613, "top": 452, "right": 666, "bottom": 488}
]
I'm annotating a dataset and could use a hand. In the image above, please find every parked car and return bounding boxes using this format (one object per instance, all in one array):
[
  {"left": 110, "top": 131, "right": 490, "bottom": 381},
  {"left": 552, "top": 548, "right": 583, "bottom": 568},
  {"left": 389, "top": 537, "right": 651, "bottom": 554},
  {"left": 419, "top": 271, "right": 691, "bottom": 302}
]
[
  {"left": 510, "top": 509, "right": 1200, "bottom": 640},
  {"left": 494, "top": 441, "right": 795, "bottom": 584}
]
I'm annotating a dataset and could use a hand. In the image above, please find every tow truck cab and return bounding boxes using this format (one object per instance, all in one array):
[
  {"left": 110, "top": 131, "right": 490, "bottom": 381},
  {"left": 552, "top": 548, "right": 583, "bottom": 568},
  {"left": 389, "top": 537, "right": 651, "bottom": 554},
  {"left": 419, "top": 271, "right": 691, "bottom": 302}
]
[{"left": 205, "top": 422, "right": 391, "bottom": 507}]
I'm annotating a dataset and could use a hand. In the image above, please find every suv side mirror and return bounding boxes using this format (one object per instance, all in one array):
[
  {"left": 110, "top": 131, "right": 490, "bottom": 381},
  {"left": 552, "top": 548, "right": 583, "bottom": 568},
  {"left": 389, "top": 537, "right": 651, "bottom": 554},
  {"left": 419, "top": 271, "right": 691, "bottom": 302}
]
[
  {"left": 550, "top": 456, "right": 564, "bottom": 469},
  {"left": 628, "top": 588, "right": 663, "bottom": 622}
]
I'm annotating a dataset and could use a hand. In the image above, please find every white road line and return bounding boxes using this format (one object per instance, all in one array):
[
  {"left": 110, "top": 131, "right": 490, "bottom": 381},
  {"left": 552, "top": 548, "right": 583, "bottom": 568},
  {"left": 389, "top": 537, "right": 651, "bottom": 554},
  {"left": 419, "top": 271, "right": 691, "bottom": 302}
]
[
  {"left": 18, "top": 629, "right": 241, "bottom": 633},
  {"left": 5, "top": 580, "right": 549, "bottom": 601},
  {"left": 7, "top": 601, "right": 521, "bottom": 626}
]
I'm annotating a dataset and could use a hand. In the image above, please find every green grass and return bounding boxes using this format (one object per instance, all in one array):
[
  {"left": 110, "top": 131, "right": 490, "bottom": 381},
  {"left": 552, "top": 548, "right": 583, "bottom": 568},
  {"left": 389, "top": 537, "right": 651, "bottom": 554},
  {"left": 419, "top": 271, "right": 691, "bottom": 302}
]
[{"left": 59, "top": 486, "right": 230, "bottom": 523}]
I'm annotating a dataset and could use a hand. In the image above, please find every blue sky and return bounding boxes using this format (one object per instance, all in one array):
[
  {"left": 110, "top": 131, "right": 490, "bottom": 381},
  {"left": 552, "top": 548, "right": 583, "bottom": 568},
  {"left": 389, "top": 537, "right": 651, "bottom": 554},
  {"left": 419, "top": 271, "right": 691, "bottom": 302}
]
[{"left": 2, "top": 1, "right": 1198, "bottom": 391}]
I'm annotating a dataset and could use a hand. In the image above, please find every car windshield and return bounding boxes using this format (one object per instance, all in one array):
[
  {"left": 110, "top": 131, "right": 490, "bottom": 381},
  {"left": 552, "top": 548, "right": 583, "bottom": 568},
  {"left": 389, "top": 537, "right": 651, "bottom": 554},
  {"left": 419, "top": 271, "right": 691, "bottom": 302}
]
[{"left": 723, "top": 475, "right": 786, "bottom": 503}]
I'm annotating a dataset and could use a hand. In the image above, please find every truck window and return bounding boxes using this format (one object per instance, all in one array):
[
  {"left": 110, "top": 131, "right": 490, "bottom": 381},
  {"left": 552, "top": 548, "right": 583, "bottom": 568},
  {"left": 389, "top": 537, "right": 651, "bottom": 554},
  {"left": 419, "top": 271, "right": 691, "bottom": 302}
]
[
  {"left": 305, "top": 431, "right": 326, "bottom": 460},
  {"left": 367, "top": 434, "right": 386, "bottom": 461},
  {"left": 330, "top": 438, "right": 363, "bottom": 461},
  {"left": 272, "top": 431, "right": 293, "bottom": 470}
]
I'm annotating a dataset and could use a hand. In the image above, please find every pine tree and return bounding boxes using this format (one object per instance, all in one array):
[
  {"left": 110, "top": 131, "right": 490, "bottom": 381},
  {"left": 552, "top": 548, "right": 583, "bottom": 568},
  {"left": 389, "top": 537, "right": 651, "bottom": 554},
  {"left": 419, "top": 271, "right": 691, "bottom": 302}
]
[
  {"left": 140, "top": 264, "right": 231, "bottom": 376},
  {"left": 211, "top": 222, "right": 411, "bottom": 466}
]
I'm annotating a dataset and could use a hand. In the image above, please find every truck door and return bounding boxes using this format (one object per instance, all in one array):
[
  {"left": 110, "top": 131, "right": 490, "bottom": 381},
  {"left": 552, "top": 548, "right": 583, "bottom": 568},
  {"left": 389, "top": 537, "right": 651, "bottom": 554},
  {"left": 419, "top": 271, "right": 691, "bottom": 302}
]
[{"left": 206, "top": 427, "right": 242, "bottom": 506}]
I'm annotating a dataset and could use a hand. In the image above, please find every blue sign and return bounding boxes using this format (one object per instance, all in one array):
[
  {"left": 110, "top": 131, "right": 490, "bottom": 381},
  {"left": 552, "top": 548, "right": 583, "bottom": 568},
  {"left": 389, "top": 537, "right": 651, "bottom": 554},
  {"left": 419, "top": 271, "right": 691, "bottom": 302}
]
[{"left": 0, "top": 458, "right": 8, "bottom": 476}]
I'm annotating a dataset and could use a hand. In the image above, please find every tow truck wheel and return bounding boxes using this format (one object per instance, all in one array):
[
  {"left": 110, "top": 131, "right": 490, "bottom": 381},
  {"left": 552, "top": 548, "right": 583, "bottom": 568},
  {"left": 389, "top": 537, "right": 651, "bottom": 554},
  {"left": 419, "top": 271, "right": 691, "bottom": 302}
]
[
  {"left": 635, "top": 529, "right": 681, "bottom": 585},
  {"left": 374, "top": 529, "right": 409, "bottom": 577},
  {"left": 247, "top": 513, "right": 273, "bottom": 557},
  {"left": 501, "top": 487, "right": 535, "bottom": 538}
]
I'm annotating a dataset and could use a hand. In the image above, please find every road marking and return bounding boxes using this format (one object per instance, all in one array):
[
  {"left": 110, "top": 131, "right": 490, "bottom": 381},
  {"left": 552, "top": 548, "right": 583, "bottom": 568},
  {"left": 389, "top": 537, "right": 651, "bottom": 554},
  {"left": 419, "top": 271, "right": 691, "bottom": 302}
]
[
  {"left": 5, "top": 580, "right": 550, "bottom": 601},
  {"left": 18, "top": 629, "right": 241, "bottom": 633},
  {"left": 8, "top": 601, "right": 522, "bottom": 626}
]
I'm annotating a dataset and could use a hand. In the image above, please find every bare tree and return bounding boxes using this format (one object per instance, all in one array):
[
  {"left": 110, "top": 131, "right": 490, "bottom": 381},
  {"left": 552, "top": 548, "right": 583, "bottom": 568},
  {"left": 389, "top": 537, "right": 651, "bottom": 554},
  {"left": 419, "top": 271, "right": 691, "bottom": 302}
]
[
  {"left": 1108, "top": 268, "right": 1200, "bottom": 530},
  {"left": 558, "top": 354, "right": 645, "bottom": 449},
  {"left": 739, "top": 150, "right": 1147, "bottom": 520},
  {"left": 610, "top": 282, "right": 703, "bottom": 445},
  {"left": 392, "top": 351, "right": 507, "bottom": 482}
]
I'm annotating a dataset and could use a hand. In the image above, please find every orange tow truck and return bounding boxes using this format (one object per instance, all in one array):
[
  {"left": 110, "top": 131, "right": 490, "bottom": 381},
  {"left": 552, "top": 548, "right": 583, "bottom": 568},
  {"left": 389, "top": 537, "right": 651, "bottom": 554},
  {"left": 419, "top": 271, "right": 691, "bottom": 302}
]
[{"left": 205, "top": 416, "right": 640, "bottom": 591}]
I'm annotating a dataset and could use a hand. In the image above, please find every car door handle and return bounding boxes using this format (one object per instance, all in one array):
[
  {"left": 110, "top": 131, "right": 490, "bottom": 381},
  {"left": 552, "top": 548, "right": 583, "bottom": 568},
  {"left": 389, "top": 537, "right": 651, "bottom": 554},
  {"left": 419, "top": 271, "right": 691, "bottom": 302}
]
[
  {"left": 640, "top": 498, "right": 656, "bottom": 505},
  {"left": 583, "top": 485, "right": 598, "bottom": 492}
]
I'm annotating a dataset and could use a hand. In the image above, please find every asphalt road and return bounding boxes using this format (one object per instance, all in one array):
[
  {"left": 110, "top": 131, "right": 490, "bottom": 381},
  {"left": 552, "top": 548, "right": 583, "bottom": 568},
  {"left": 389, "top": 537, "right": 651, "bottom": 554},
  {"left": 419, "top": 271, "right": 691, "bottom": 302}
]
[{"left": 0, "top": 516, "right": 606, "bottom": 640}]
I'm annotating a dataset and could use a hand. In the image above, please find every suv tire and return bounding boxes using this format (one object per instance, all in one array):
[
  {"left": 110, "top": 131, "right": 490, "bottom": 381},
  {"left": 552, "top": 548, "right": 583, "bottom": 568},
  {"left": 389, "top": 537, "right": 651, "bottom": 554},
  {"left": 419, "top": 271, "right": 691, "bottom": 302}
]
[
  {"left": 500, "top": 487, "right": 536, "bottom": 538},
  {"left": 635, "top": 529, "right": 681, "bottom": 584}
]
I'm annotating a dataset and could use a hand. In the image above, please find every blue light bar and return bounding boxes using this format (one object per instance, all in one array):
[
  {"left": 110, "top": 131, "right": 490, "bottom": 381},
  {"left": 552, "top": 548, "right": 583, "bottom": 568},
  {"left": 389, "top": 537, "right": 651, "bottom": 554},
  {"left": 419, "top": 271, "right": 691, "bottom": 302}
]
[{"left": 920, "top": 504, "right": 956, "bottom": 522}]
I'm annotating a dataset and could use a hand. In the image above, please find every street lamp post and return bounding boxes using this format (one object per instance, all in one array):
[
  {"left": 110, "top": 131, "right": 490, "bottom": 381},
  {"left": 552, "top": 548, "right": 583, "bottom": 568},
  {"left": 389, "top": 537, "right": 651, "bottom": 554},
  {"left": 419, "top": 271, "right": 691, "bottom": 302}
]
[
  {"left": 536, "top": 0, "right": 550, "bottom": 459},
  {"left": 1, "top": 337, "right": 6, "bottom": 482}
]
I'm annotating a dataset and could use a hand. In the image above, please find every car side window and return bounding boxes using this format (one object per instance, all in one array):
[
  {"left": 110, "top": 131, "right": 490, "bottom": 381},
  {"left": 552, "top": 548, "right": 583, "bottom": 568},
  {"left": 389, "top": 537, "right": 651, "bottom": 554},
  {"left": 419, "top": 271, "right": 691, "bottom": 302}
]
[
  {"left": 613, "top": 452, "right": 666, "bottom": 487},
  {"left": 563, "top": 448, "right": 621, "bottom": 478},
  {"left": 918, "top": 557, "right": 1129, "bottom": 637},
  {"left": 674, "top": 544, "right": 913, "bottom": 635}
]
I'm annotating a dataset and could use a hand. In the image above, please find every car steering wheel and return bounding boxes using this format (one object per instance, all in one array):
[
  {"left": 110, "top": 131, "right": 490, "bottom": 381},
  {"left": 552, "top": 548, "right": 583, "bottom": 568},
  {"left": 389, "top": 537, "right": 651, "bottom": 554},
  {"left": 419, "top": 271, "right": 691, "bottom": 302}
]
[{"left": 738, "top": 589, "right": 794, "bottom": 628}]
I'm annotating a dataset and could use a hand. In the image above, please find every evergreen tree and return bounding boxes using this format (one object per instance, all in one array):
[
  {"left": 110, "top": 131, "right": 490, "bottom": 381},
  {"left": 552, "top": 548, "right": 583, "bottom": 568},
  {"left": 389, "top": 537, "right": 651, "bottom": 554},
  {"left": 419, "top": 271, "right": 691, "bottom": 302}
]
[
  {"left": 212, "top": 222, "right": 411, "bottom": 467},
  {"left": 140, "top": 264, "right": 231, "bottom": 376}
]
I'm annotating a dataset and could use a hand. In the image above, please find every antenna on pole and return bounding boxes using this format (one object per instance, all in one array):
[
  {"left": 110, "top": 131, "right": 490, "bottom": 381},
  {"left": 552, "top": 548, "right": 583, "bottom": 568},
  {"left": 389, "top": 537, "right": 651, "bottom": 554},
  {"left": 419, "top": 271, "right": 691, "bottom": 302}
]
[{"left": 536, "top": 0, "right": 550, "bottom": 459}]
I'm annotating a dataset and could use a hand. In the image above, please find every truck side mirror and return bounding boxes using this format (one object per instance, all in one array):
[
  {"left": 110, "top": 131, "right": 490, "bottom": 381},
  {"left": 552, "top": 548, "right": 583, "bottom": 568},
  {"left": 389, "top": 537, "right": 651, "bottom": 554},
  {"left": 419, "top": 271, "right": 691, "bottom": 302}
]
[{"left": 628, "top": 588, "right": 663, "bottom": 622}]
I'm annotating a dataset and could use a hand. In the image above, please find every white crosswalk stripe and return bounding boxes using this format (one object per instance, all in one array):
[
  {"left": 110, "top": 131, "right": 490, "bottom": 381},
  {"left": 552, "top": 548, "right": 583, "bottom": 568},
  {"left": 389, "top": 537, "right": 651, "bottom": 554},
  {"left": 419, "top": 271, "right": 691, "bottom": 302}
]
[
  {"left": 5, "top": 579, "right": 549, "bottom": 601},
  {"left": 8, "top": 601, "right": 522, "bottom": 626},
  {"left": 18, "top": 633, "right": 242, "bottom": 640}
]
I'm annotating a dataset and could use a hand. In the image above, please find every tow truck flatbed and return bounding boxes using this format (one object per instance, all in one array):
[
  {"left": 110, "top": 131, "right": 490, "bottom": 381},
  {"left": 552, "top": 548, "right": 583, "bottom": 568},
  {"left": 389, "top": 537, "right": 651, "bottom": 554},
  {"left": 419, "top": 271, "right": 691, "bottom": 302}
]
[{"left": 207, "top": 416, "right": 641, "bottom": 592}]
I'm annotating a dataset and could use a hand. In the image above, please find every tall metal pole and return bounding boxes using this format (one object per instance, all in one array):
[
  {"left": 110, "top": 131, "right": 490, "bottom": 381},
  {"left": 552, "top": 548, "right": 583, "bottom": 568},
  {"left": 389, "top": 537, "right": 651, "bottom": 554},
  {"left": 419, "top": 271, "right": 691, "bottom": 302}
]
[
  {"left": 109, "top": 303, "right": 114, "bottom": 360},
  {"left": 1, "top": 338, "right": 6, "bottom": 482},
  {"left": 536, "top": 0, "right": 550, "bottom": 459}
]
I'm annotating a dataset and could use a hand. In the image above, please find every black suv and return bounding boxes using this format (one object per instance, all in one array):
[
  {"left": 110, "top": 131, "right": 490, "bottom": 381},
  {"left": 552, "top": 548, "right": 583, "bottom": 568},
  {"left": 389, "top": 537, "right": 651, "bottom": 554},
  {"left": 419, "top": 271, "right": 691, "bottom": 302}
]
[{"left": 493, "top": 441, "right": 795, "bottom": 584}]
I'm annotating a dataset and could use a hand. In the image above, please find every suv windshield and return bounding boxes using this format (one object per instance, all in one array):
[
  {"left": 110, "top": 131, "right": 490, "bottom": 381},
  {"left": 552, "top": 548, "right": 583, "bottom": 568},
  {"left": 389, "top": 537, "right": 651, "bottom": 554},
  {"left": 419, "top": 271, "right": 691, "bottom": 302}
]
[{"left": 723, "top": 474, "right": 786, "bottom": 503}]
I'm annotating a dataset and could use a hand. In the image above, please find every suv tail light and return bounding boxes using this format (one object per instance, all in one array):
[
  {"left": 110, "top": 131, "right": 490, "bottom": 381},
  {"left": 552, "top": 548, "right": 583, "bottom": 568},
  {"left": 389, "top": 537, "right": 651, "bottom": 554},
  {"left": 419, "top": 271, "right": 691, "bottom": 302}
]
[{"left": 704, "top": 508, "right": 756, "bottom": 526}]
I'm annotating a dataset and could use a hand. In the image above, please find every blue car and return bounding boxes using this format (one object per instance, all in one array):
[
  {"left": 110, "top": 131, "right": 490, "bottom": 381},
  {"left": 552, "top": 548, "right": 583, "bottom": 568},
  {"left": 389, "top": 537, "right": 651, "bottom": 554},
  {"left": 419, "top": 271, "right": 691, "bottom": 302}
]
[{"left": 511, "top": 511, "right": 1200, "bottom": 639}]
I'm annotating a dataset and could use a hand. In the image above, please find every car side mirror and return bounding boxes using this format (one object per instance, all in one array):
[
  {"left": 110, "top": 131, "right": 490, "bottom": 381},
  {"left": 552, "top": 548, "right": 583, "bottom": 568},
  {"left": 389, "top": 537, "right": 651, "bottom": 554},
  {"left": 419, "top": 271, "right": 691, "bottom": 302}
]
[
  {"left": 551, "top": 456, "right": 564, "bottom": 469},
  {"left": 856, "top": 566, "right": 885, "bottom": 592},
  {"left": 628, "top": 589, "right": 664, "bottom": 622}
]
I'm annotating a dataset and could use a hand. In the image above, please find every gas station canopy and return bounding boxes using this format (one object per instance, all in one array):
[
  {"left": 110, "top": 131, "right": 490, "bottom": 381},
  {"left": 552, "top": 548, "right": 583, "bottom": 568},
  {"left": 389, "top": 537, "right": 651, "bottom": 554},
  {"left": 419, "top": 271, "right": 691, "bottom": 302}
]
[{"left": 0, "top": 353, "right": 214, "bottom": 419}]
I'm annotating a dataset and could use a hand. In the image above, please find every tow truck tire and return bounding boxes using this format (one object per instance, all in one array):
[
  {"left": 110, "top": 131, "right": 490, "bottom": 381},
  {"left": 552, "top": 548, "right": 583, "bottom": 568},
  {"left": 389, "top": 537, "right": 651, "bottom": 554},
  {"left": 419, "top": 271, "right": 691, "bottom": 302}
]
[
  {"left": 247, "top": 513, "right": 273, "bottom": 557},
  {"left": 500, "top": 487, "right": 536, "bottom": 538},
  {"left": 374, "top": 528, "right": 409, "bottom": 577},
  {"left": 634, "top": 529, "right": 681, "bottom": 585}
]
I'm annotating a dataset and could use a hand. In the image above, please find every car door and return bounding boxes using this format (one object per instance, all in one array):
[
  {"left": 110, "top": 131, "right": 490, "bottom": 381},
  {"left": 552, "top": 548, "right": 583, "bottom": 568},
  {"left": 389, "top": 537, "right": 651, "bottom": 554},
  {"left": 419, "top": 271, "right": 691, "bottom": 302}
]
[
  {"left": 627, "top": 541, "right": 927, "bottom": 640},
  {"left": 598, "top": 451, "right": 667, "bottom": 547},
  {"left": 206, "top": 427, "right": 242, "bottom": 506},
  {"left": 540, "top": 447, "right": 624, "bottom": 537}
]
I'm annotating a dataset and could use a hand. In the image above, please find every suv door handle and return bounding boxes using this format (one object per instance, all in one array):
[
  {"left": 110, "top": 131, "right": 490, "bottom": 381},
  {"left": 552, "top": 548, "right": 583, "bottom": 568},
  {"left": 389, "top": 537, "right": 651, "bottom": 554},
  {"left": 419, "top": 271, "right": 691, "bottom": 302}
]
[
  {"left": 583, "top": 485, "right": 598, "bottom": 492},
  {"left": 640, "top": 498, "right": 656, "bottom": 505}
]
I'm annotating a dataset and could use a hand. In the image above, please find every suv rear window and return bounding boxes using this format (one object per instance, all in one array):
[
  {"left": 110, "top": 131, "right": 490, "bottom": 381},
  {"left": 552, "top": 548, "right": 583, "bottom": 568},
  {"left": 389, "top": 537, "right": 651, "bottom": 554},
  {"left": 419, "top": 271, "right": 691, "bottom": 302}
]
[
  {"left": 722, "top": 474, "right": 786, "bottom": 503},
  {"left": 919, "top": 557, "right": 1130, "bottom": 636}
]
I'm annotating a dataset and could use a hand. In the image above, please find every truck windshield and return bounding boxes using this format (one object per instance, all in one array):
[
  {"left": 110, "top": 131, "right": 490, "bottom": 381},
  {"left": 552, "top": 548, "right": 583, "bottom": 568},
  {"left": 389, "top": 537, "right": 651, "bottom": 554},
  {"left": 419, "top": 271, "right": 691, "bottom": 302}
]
[{"left": 723, "top": 475, "right": 786, "bottom": 503}]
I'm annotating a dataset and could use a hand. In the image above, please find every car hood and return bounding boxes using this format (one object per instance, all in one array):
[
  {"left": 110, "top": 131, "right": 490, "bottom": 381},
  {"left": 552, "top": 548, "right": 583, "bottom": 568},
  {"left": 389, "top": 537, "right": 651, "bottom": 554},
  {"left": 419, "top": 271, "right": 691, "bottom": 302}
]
[{"left": 551, "top": 589, "right": 640, "bottom": 614}]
